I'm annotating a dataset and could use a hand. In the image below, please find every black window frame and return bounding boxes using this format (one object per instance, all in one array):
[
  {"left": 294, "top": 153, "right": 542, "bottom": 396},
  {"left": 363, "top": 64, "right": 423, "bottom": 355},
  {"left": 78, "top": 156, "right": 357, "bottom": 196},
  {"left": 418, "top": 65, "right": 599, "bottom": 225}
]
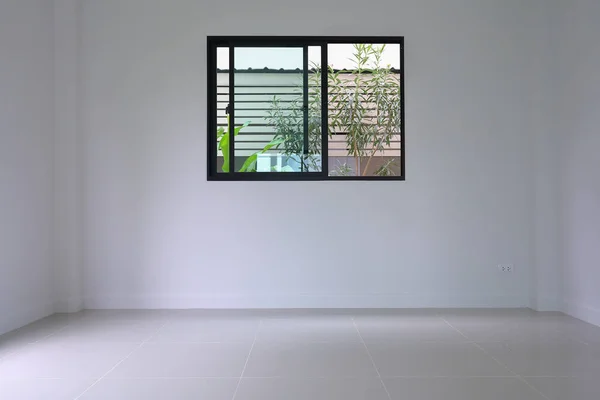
[{"left": 207, "top": 36, "right": 405, "bottom": 181}]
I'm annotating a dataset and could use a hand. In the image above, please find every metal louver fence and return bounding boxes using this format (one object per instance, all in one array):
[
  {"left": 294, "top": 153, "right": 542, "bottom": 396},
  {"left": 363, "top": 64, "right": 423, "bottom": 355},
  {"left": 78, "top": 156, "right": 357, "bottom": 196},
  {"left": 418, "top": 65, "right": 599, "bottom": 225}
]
[{"left": 216, "top": 68, "right": 402, "bottom": 176}]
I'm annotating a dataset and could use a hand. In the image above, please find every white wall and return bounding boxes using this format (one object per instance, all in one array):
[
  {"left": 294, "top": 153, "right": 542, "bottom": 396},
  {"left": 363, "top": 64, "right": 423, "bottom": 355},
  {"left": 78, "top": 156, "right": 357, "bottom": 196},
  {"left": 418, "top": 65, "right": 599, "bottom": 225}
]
[
  {"left": 558, "top": 0, "right": 600, "bottom": 326},
  {"left": 53, "top": 0, "right": 84, "bottom": 314},
  {"left": 1, "top": 0, "right": 583, "bottom": 326},
  {"left": 0, "top": 0, "right": 55, "bottom": 334},
  {"left": 80, "top": 0, "right": 544, "bottom": 309},
  {"left": 528, "top": 0, "right": 563, "bottom": 312}
]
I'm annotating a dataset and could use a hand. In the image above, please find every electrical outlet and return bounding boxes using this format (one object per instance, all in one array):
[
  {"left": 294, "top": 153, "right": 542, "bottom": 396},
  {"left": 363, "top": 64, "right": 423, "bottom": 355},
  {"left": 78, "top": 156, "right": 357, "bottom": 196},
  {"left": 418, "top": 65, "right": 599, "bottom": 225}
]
[{"left": 498, "top": 264, "right": 514, "bottom": 272}]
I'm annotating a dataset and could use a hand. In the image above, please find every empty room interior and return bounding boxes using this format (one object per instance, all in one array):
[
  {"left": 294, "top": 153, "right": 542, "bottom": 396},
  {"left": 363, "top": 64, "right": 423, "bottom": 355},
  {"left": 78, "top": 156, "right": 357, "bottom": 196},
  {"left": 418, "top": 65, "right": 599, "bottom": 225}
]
[{"left": 1, "top": 0, "right": 600, "bottom": 399}]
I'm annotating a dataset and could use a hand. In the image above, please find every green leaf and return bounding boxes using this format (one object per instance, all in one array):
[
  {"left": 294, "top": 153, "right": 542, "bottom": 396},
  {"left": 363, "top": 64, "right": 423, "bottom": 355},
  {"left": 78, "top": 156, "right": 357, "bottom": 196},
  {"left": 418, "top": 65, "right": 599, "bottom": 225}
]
[
  {"left": 219, "top": 132, "right": 229, "bottom": 172},
  {"left": 238, "top": 137, "right": 285, "bottom": 173},
  {"left": 234, "top": 121, "right": 250, "bottom": 136},
  {"left": 239, "top": 153, "right": 257, "bottom": 172},
  {"left": 219, "top": 118, "right": 251, "bottom": 172}
]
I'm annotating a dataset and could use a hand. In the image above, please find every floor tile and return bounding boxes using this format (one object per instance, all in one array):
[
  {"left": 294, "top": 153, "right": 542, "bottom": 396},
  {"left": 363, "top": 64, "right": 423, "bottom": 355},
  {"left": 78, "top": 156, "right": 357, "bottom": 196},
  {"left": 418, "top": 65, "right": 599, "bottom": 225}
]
[
  {"left": 525, "top": 377, "right": 600, "bottom": 400},
  {"left": 79, "top": 378, "right": 238, "bottom": 400},
  {"left": 235, "top": 378, "right": 389, "bottom": 400},
  {"left": 46, "top": 318, "right": 163, "bottom": 344},
  {"left": 256, "top": 316, "right": 361, "bottom": 343},
  {"left": 108, "top": 342, "right": 250, "bottom": 378},
  {"left": 244, "top": 342, "right": 378, "bottom": 378},
  {"left": 384, "top": 377, "right": 546, "bottom": 400},
  {"left": 0, "top": 315, "right": 75, "bottom": 358},
  {"left": 354, "top": 316, "right": 466, "bottom": 343},
  {"left": 354, "top": 309, "right": 443, "bottom": 317},
  {"left": 2, "top": 310, "right": 600, "bottom": 399},
  {"left": 552, "top": 319, "right": 600, "bottom": 345},
  {"left": 150, "top": 318, "right": 259, "bottom": 343},
  {"left": 0, "top": 378, "right": 93, "bottom": 400},
  {"left": 482, "top": 341, "right": 600, "bottom": 377},
  {"left": 439, "top": 309, "right": 539, "bottom": 319},
  {"left": 76, "top": 310, "right": 172, "bottom": 322},
  {"left": 0, "top": 337, "right": 30, "bottom": 360},
  {"left": 446, "top": 316, "right": 581, "bottom": 343},
  {"left": 0, "top": 342, "right": 136, "bottom": 378},
  {"left": 368, "top": 342, "right": 513, "bottom": 377}
]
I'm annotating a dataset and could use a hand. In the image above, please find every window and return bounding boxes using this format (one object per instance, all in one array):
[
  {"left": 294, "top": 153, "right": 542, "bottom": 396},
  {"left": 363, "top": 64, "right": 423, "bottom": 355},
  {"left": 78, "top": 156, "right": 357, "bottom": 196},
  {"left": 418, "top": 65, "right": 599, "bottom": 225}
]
[{"left": 207, "top": 36, "right": 404, "bottom": 181}]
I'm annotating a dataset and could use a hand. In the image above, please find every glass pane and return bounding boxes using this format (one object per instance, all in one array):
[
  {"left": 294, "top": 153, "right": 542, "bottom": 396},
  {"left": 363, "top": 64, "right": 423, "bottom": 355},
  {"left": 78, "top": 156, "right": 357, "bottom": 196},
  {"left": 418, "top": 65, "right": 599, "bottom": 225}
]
[
  {"left": 232, "top": 47, "right": 322, "bottom": 173},
  {"left": 307, "top": 46, "right": 323, "bottom": 172},
  {"left": 327, "top": 43, "right": 402, "bottom": 177},
  {"left": 216, "top": 47, "right": 229, "bottom": 173}
]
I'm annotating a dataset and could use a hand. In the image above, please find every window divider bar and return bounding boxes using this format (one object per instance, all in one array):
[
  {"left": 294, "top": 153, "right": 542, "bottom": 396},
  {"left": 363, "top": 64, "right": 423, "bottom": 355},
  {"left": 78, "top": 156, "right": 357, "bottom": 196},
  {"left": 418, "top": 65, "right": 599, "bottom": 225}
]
[
  {"left": 400, "top": 38, "right": 405, "bottom": 179},
  {"left": 321, "top": 44, "right": 329, "bottom": 177},
  {"left": 229, "top": 46, "right": 235, "bottom": 173},
  {"left": 207, "top": 40, "right": 216, "bottom": 176},
  {"left": 303, "top": 46, "right": 309, "bottom": 173}
]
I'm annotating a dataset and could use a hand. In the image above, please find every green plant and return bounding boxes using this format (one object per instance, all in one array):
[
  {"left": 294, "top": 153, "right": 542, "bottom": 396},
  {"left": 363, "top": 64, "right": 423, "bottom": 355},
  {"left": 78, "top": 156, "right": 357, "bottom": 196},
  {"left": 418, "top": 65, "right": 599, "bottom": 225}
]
[
  {"left": 266, "top": 67, "right": 322, "bottom": 172},
  {"left": 217, "top": 115, "right": 284, "bottom": 172},
  {"left": 374, "top": 158, "right": 399, "bottom": 176},
  {"left": 266, "top": 45, "right": 401, "bottom": 176},
  {"left": 217, "top": 115, "right": 247, "bottom": 173},
  {"left": 328, "top": 44, "right": 401, "bottom": 176},
  {"left": 237, "top": 136, "right": 285, "bottom": 172},
  {"left": 329, "top": 161, "right": 353, "bottom": 176}
]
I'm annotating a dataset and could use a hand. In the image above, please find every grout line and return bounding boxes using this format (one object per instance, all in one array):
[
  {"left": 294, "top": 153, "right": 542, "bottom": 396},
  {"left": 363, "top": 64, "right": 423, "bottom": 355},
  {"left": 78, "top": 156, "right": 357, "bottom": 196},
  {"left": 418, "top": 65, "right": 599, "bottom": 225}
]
[
  {"left": 0, "top": 374, "right": 526, "bottom": 379},
  {"left": 0, "top": 374, "right": 553, "bottom": 380},
  {"left": 352, "top": 317, "right": 393, "bottom": 400},
  {"left": 138, "top": 341, "right": 258, "bottom": 344},
  {"left": 36, "top": 324, "right": 70, "bottom": 342},
  {"left": 231, "top": 319, "right": 262, "bottom": 400},
  {"left": 439, "top": 317, "right": 551, "bottom": 400},
  {"left": 72, "top": 322, "right": 168, "bottom": 400}
]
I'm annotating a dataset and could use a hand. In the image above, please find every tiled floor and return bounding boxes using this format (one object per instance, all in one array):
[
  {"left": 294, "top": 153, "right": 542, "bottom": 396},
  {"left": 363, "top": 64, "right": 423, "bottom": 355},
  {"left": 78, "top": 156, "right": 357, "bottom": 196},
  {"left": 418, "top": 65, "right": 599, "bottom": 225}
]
[{"left": 1, "top": 310, "right": 600, "bottom": 399}]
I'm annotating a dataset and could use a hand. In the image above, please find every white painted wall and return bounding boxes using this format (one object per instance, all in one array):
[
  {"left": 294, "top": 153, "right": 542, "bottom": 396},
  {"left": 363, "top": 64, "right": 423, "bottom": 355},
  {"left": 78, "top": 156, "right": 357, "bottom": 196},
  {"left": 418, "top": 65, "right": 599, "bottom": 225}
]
[
  {"left": 0, "top": 0, "right": 55, "bottom": 334},
  {"left": 53, "top": 0, "right": 84, "bottom": 314},
  {"left": 558, "top": 0, "right": 600, "bottom": 326},
  {"left": 80, "top": 0, "right": 542, "bottom": 309},
  {"left": 2, "top": 0, "right": 585, "bottom": 328},
  {"left": 528, "top": 0, "right": 563, "bottom": 312}
]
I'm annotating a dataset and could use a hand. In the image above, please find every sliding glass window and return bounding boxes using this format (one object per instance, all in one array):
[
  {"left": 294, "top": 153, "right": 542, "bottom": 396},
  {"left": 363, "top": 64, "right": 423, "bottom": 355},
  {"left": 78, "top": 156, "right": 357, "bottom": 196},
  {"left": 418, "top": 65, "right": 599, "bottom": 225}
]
[{"left": 207, "top": 37, "right": 404, "bottom": 181}]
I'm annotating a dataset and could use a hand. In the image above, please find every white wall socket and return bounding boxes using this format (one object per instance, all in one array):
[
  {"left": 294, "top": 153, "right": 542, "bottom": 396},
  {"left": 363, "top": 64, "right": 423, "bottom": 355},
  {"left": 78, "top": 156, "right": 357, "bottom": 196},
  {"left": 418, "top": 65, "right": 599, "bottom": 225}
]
[{"left": 498, "top": 264, "right": 514, "bottom": 272}]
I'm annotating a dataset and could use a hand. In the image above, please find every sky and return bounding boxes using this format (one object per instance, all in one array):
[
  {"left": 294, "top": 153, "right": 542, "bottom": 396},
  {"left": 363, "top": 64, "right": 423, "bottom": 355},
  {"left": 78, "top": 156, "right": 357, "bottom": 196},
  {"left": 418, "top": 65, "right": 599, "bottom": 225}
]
[{"left": 217, "top": 44, "right": 401, "bottom": 70}]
